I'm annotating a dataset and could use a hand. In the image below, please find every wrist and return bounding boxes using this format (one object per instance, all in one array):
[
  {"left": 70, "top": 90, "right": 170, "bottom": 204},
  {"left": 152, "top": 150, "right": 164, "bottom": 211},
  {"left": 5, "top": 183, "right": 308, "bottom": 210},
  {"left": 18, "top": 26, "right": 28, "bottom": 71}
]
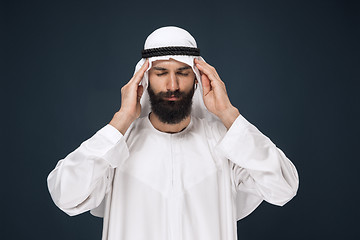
[
  {"left": 109, "top": 111, "right": 135, "bottom": 135},
  {"left": 219, "top": 106, "right": 240, "bottom": 130}
]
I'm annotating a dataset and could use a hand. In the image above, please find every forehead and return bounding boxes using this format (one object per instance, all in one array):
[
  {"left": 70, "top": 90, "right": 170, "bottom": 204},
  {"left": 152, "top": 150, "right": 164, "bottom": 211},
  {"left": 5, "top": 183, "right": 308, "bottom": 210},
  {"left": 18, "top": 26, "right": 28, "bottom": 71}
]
[{"left": 150, "top": 58, "right": 191, "bottom": 69}]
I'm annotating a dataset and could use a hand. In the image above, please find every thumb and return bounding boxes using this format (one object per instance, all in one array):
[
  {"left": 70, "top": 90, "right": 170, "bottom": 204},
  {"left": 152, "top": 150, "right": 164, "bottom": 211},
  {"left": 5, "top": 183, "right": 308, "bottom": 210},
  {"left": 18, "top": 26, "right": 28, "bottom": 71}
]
[
  {"left": 201, "top": 73, "right": 211, "bottom": 96},
  {"left": 137, "top": 85, "right": 144, "bottom": 102}
]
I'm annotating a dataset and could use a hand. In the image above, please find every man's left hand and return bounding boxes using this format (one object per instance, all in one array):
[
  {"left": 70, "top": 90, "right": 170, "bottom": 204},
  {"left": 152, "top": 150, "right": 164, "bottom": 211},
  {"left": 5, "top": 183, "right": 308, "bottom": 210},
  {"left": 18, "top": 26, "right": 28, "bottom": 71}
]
[{"left": 194, "top": 58, "right": 240, "bottom": 129}]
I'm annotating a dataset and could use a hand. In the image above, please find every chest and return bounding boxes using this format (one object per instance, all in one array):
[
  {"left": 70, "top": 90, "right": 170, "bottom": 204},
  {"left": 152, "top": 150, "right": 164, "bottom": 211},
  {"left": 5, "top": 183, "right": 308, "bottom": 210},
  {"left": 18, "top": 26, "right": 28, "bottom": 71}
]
[{"left": 118, "top": 132, "right": 220, "bottom": 196}]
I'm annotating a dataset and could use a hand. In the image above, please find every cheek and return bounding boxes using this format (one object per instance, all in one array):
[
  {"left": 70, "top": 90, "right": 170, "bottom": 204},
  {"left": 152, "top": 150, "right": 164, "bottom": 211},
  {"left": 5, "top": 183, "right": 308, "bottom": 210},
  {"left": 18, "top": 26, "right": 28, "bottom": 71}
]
[
  {"left": 148, "top": 76, "right": 163, "bottom": 92},
  {"left": 180, "top": 75, "right": 196, "bottom": 89}
]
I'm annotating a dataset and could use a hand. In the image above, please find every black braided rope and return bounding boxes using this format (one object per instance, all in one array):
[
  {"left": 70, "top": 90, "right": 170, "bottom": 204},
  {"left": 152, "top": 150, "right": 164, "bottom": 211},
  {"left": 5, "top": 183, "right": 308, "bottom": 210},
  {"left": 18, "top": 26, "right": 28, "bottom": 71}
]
[{"left": 142, "top": 46, "right": 200, "bottom": 58}]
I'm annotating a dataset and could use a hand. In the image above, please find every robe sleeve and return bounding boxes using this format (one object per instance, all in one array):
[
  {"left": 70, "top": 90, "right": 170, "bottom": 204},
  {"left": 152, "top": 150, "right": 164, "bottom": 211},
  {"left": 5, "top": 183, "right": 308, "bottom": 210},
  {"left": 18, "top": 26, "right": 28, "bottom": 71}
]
[
  {"left": 215, "top": 114, "right": 299, "bottom": 207},
  {"left": 47, "top": 124, "right": 129, "bottom": 216}
]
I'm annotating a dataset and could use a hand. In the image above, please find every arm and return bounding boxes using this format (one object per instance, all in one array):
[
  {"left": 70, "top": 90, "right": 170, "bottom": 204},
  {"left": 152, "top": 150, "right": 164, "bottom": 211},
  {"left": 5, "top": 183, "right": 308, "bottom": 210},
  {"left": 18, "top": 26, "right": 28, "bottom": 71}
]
[
  {"left": 47, "top": 125, "right": 128, "bottom": 216},
  {"left": 195, "top": 59, "right": 298, "bottom": 205},
  {"left": 216, "top": 114, "right": 299, "bottom": 206},
  {"left": 47, "top": 60, "right": 149, "bottom": 216}
]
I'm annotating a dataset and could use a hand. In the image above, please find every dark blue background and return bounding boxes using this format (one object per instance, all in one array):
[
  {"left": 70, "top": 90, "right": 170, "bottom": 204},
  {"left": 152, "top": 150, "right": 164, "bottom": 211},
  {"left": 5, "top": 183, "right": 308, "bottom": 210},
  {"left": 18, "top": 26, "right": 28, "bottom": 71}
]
[{"left": 2, "top": 0, "right": 359, "bottom": 239}]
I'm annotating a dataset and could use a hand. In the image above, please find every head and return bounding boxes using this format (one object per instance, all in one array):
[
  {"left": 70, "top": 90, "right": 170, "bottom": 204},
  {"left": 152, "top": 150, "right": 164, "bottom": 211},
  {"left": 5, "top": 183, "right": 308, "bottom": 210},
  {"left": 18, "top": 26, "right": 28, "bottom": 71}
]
[
  {"left": 147, "top": 58, "right": 197, "bottom": 124},
  {"left": 135, "top": 26, "right": 217, "bottom": 123}
]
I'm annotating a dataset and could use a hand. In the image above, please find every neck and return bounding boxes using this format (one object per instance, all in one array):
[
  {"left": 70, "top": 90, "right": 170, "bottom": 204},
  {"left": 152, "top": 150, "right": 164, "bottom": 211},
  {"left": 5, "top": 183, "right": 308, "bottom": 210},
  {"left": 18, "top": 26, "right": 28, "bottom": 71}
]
[{"left": 149, "top": 112, "right": 191, "bottom": 133}]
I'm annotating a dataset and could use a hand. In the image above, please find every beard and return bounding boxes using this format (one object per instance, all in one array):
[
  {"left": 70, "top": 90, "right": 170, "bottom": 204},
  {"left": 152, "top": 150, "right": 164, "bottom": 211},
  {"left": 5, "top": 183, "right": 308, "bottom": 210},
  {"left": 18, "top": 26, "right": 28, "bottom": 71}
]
[{"left": 147, "top": 82, "right": 195, "bottom": 124}]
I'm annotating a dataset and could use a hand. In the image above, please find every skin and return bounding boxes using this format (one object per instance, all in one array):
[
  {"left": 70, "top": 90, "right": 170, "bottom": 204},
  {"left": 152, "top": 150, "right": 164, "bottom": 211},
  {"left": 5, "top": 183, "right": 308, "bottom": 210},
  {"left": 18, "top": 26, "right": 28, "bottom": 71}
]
[{"left": 109, "top": 58, "right": 239, "bottom": 135}]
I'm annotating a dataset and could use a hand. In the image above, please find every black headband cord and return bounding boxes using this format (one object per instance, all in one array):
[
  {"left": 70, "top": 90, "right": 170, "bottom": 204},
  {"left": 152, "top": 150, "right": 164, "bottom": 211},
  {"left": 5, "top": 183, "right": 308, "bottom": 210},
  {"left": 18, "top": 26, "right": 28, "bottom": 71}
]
[{"left": 142, "top": 46, "right": 200, "bottom": 58}]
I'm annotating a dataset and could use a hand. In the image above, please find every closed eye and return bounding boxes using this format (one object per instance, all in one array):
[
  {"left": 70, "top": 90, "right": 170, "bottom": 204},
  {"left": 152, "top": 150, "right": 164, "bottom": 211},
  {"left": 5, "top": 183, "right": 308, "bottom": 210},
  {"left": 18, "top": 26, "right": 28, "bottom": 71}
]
[
  {"left": 177, "top": 72, "right": 189, "bottom": 76},
  {"left": 156, "top": 72, "right": 167, "bottom": 76},
  {"left": 155, "top": 72, "right": 190, "bottom": 76}
]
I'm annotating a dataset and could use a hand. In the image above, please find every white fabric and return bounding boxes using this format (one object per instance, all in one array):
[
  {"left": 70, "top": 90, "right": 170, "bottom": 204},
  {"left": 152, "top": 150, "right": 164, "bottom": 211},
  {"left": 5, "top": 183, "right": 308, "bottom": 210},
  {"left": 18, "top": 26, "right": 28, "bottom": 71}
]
[
  {"left": 47, "top": 26, "right": 299, "bottom": 240},
  {"left": 47, "top": 114, "right": 298, "bottom": 240}
]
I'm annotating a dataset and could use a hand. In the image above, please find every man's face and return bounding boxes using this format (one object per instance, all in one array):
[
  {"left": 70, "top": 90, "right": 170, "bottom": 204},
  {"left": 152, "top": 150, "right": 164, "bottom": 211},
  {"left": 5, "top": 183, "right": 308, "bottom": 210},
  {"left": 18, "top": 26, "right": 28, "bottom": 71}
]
[{"left": 147, "top": 58, "right": 197, "bottom": 124}]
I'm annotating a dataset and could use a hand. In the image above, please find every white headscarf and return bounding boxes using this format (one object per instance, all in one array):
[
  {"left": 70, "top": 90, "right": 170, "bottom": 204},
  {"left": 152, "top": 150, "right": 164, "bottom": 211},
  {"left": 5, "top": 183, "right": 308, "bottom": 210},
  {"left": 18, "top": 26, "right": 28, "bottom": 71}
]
[{"left": 134, "top": 26, "right": 219, "bottom": 122}]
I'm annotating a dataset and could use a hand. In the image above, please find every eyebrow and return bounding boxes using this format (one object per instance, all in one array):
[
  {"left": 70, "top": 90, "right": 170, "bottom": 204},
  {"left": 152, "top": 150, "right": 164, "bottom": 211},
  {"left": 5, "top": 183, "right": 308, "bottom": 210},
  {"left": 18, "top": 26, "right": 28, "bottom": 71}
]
[
  {"left": 153, "top": 66, "right": 192, "bottom": 71},
  {"left": 178, "top": 66, "right": 192, "bottom": 71}
]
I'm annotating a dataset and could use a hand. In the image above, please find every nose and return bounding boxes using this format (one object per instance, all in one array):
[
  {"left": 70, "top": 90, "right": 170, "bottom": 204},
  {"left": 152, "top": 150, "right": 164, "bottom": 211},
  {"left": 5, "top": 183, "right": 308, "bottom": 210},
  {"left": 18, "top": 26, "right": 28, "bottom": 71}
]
[{"left": 166, "top": 72, "right": 179, "bottom": 91}]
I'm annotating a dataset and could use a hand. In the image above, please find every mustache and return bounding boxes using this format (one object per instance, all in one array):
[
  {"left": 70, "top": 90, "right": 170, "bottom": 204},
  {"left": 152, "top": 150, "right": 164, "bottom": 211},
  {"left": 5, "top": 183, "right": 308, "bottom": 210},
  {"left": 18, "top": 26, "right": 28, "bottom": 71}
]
[{"left": 156, "top": 90, "right": 186, "bottom": 98}]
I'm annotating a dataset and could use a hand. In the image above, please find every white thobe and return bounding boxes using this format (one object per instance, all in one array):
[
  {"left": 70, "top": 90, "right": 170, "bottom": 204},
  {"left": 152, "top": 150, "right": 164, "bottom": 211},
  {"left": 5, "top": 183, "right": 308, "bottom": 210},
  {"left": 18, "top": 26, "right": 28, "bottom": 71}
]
[{"left": 47, "top": 114, "right": 298, "bottom": 240}]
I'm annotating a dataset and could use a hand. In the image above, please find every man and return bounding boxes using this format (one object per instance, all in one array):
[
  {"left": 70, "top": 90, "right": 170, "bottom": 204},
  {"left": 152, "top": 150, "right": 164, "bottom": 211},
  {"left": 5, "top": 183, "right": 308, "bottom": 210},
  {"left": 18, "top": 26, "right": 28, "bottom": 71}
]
[{"left": 47, "top": 26, "right": 299, "bottom": 240}]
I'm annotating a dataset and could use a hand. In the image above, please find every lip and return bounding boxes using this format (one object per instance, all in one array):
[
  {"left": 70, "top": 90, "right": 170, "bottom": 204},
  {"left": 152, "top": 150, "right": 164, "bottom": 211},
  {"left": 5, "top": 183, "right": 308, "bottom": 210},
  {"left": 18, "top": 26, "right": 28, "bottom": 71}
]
[{"left": 164, "top": 96, "right": 180, "bottom": 101}]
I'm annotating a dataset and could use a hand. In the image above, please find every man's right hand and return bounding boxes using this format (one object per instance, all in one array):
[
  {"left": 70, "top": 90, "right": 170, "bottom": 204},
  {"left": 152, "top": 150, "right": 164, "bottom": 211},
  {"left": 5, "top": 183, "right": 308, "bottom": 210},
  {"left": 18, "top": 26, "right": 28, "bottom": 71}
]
[{"left": 109, "top": 59, "right": 149, "bottom": 135}]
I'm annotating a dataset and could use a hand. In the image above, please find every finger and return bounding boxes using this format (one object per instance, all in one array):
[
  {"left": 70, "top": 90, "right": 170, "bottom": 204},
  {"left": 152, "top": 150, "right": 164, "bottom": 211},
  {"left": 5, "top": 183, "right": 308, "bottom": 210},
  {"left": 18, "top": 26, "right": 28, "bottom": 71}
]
[
  {"left": 134, "top": 59, "right": 149, "bottom": 82},
  {"left": 195, "top": 59, "right": 216, "bottom": 76},
  {"left": 200, "top": 71, "right": 211, "bottom": 96},
  {"left": 196, "top": 63, "right": 226, "bottom": 90},
  {"left": 137, "top": 85, "right": 144, "bottom": 101},
  {"left": 131, "top": 59, "right": 149, "bottom": 84},
  {"left": 195, "top": 62, "right": 219, "bottom": 83},
  {"left": 195, "top": 59, "right": 221, "bottom": 80}
]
